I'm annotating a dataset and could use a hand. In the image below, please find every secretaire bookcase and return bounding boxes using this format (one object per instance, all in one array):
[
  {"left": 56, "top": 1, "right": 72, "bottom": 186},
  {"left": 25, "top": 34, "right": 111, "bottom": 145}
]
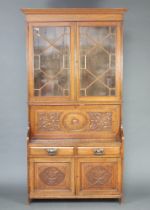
[{"left": 22, "top": 8, "right": 127, "bottom": 202}]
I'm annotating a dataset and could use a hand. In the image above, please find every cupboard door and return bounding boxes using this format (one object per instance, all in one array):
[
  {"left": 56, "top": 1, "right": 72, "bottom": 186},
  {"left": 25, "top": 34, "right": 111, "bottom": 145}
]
[
  {"left": 76, "top": 158, "right": 121, "bottom": 197},
  {"left": 29, "top": 158, "right": 74, "bottom": 198},
  {"left": 77, "top": 22, "right": 122, "bottom": 102},
  {"left": 28, "top": 22, "right": 75, "bottom": 102}
]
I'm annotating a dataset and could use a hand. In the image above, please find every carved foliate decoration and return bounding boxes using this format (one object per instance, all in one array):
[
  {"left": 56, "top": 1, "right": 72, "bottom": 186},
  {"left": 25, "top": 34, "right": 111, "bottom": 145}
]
[
  {"left": 88, "top": 112, "right": 112, "bottom": 131},
  {"left": 61, "top": 112, "right": 88, "bottom": 131},
  {"left": 86, "top": 166, "right": 112, "bottom": 186},
  {"left": 37, "top": 111, "right": 112, "bottom": 132},
  {"left": 39, "top": 167, "right": 65, "bottom": 186},
  {"left": 37, "top": 112, "right": 62, "bottom": 131}
]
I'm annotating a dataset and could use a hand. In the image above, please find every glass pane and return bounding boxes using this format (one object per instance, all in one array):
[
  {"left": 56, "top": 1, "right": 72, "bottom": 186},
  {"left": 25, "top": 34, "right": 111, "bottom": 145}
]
[
  {"left": 80, "top": 26, "right": 116, "bottom": 97},
  {"left": 33, "top": 26, "right": 70, "bottom": 96}
]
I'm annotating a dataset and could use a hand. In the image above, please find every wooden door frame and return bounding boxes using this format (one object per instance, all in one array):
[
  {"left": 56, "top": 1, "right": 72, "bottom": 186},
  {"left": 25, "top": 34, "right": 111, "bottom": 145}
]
[
  {"left": 76, "top": 21, "right": 123, "bottom": 103},
  {"left": 29, "top": 157, "right": 75, "bottom": 198},
  {"left": 27, "top": 22, "right": 76, "bottom": 103},
  {"left": 76, "top": 157, "right": 122, "bottom": 197}
]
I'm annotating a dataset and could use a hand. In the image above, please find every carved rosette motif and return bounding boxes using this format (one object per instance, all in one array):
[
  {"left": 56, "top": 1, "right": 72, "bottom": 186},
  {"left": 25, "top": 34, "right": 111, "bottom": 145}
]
[
  {"left": 37, "top": 112, "right": 62, "bottom": 131},
  {"left": 37, "top": 111, "right": 112, "bottom": 132},
  {"left": 39, "top": 167, "right": 65, "bottom": 186},
  {"left": 86, "top": 166, "right": 112, "bottom": 186},
  {"left": 88, "top": 112, "right": 112, "bottom": 131},
  {"left": 61, "top": 112, "right": 88, "bottom": 131}
]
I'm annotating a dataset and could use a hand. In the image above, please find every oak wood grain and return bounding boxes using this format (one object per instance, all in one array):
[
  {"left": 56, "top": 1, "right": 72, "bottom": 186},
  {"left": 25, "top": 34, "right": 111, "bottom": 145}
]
[{"left": 22, "top": 8, "right": 127, "bottom": 201}]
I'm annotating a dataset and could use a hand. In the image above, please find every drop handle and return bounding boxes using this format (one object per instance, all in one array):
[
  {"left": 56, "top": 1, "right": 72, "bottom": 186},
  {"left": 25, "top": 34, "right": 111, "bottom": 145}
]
[
  {"left": 47, "top": 148, "right": 57, "bottom": 156},
  {"left": 93, "top": 148, "right": 104, "bottom": 155}
]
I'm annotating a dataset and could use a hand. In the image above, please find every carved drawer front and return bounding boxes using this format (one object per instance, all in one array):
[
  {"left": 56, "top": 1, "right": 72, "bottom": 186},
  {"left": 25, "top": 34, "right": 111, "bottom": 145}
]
[
  {"left": 77, "top": 146, "right": 120, "bottom": 157},
  {"left": 29, "top": 147, "right": 74, "bottom": 157},
  {"left": 30, "top": 105, "right": 120, "bottom": 138},
  {"left": 29, "top": 158, "right": 74, "bottom": 198},
  {"left": 76, "top": 158, "right": 121, "bottom": 196}
]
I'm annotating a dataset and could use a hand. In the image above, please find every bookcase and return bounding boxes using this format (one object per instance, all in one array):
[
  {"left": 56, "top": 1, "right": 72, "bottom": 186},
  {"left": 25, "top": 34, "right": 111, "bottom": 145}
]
[{"left": 22, "top": 8, "right": 127, "bottom": 201}]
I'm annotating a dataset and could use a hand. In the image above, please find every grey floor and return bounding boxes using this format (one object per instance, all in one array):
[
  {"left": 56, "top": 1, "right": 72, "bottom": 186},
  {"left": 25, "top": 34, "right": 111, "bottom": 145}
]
[{"left": 0, "top": 181, "right": 149, "bottom": 210}]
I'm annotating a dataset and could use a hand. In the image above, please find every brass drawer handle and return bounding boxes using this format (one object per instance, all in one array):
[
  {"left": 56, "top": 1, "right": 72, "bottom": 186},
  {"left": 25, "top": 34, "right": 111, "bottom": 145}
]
[
  {"left": 93, "top": 148, "right": 104, "bottom": 156},
  {"left": 47, "top": 148, "right": 57, "bottom": 156}
]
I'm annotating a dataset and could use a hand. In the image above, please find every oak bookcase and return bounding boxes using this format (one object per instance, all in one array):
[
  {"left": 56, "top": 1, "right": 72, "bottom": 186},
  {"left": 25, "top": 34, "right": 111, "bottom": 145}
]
[{"left": 22, "top": 8, "right": 127, "bottom": 202}]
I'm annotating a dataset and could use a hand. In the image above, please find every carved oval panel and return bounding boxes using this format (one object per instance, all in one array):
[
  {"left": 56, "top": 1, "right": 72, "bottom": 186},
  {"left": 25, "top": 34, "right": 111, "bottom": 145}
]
[
  {"left": 61, "top": 112, "right": 88, "bottom": 131},
  {"left": 86, "top": 166, "right": 112, "bottom": 186},
  {"left": 39, "top": 167, "right": 65, "bottom": 186}
]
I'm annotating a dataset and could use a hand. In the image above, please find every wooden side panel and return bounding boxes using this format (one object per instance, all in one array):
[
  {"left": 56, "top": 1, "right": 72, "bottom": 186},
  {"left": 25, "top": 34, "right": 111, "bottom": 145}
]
[
  {"left": 76, "top": 158, "right": 121, "bottom": 196},
  {"left": 30, "top": 105, "right": 120, "bottom": 139},
  {"left": 29, "top": 158, "right": 75, "bottom": 198}
]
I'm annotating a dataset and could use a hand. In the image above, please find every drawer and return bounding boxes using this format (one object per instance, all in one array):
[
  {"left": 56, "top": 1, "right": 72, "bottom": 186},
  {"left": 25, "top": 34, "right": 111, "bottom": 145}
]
[
  {"left": 29, "top": 147, "right": 74, "bottom": 157},
  {"left": 77, "top": 146, "right": 120, "bottom": 157}
]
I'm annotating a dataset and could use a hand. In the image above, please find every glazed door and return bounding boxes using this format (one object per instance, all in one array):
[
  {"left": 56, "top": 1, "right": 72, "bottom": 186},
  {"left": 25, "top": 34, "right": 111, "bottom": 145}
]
[
  {"left": 28, "top": 22, "right": 122, "bottom": 102},
  {"left": 76, "top": 158, "right": 121, "bottom": 196},
  {"left": 28, "top": 22, "right": 75, "bottom": 102},
  {"left": 76, "top": 22, "right": 122, "bottom": 102}
]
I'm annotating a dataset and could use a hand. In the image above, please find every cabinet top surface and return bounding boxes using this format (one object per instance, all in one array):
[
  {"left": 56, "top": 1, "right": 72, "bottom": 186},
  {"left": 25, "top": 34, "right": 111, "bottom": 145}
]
[{"left": 22, "top": 8, "right": 127, "bottom": 15}]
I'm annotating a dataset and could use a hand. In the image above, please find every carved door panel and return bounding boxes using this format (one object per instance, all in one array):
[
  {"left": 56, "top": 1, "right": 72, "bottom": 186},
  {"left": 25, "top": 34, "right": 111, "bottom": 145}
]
[
  {"left": 76, "top": 158, "right": 121, "bottom": 196},
  {"left": 29, "top": 158, "right": 74, "bottom": 198}
]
